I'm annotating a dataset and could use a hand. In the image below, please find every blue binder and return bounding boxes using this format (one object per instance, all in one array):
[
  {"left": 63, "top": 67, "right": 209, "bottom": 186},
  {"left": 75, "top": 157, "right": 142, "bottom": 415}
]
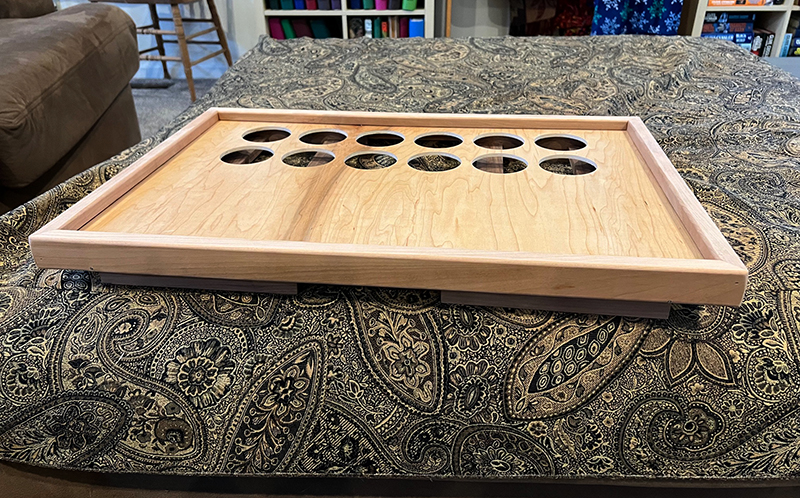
[{"left": 409, "top": 18, "right": 423, "bottom": 37}]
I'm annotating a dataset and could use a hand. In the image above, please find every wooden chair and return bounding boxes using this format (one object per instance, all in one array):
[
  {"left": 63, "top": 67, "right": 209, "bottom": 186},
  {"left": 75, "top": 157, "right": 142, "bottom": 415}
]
[{"left": 90, "top": 0, "right": 233, "bottom": 101}]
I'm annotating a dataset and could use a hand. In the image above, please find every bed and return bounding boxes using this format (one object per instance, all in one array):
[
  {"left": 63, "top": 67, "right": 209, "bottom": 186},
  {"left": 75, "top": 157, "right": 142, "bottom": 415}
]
[{"left": 1, "top": 35, "right": 799, "bottom": 491}]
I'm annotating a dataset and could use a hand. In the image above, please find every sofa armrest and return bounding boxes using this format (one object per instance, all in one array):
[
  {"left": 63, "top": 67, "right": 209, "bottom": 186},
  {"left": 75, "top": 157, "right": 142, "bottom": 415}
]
[{"left": 0, "top": 3, "right": 139, "bottom": 188}]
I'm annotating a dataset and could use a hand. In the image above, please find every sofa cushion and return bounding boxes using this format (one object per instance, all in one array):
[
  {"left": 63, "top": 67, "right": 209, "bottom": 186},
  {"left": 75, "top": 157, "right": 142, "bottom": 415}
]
[
  {"left": 0, "top": 3, "right": 138, "bottom": 188},
  {"left": 0, "top": 0, "right": 56, "bottom": 19}
]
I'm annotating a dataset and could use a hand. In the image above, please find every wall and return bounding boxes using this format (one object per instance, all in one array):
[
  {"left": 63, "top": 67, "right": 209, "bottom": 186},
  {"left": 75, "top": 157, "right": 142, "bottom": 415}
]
[{"left": 447, "top": 0, "right": 508, "bottom": 38}]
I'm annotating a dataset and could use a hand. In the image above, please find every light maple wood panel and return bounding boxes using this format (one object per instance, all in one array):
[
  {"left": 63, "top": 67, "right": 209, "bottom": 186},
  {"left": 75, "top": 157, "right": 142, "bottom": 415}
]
[
  {"left": 31, "top": 231, "right": 745, "bottom": 305},
  {"left": 82, "top": 120, "right": 702, "bottom": 260},
  {"left": 30, "top": 109, "right": 747, "bottom": 309}
]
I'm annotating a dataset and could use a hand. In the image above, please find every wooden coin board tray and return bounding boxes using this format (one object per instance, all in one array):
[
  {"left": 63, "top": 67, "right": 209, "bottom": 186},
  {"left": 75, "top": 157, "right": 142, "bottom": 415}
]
[{"left": 29, "top": 108, "right": 748, "bottom": 319}]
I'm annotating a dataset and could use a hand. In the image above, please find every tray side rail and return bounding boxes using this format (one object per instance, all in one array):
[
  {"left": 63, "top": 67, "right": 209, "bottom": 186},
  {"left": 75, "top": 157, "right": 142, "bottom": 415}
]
[{"left": 31, "top": 231, "right": 747, "bottom": 306}]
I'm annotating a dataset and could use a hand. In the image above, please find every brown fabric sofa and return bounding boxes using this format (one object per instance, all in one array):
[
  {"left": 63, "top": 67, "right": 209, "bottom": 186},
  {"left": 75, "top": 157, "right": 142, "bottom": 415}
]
[{"left": 0, "top": 0, "right": 141, "bottom": 213}]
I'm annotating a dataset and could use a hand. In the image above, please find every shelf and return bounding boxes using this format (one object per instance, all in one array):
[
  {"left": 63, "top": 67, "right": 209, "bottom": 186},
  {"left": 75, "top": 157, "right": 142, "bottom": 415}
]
[
  {"left": 346, "top": 9, "right": 425, "bottom": 15},
  {"left": 264, "top": 9, "right": 425, "bottom": 16},
  {"left": 264, "top": 9, "right": 344, "bottom": 16},
  {"left": 264, "top": 1, "right": 435, "bottom": 39},
  {"left": 682, "top": 0, "right": 797, "bottom": 53},
  {"left": 705, "top": 5, "right": 792, "bottom": 12}
]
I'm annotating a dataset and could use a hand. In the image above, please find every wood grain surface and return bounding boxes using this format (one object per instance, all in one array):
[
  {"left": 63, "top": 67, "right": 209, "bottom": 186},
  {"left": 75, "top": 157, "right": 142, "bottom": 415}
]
[
  {"left": 30, "top": 231, "right": 746, "bottom": 305},
  {"left": 81, "top": 120, "right": 702, "bottom": 260}
]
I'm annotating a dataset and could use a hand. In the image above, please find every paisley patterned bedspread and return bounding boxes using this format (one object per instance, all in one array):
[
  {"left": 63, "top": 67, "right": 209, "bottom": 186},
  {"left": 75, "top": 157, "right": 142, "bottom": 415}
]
[{"left": 1, "top": 35, "right": 800, "bottom": 482}]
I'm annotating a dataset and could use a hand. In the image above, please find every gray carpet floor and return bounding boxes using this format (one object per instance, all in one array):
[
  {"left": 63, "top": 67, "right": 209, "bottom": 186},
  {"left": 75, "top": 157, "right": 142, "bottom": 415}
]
[{"left": 132, "top": 79, "right": 216, "bottom": 138}]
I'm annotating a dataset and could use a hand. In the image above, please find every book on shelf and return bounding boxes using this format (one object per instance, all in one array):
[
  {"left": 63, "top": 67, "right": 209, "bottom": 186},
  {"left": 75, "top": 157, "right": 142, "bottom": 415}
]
[
  {"left": 346, "top": 15, "right": 418, "bottom": 38},
  {"left": 350, "top": 0, "right": 362, "bottom": 8},
  {"left": 294, "top": 0, "right": 305, "bottom": 8},
  {"left": 376, "top": 0, "right": 388, "bottom": 8},
  {"left": 751, "top": 29, "right": 775, "bottom": 56},
  {"left": 280, "top": 0, "right": 293, "bottom": 10},
  {"left": 281, "top": 18, "right": 296, "bottom": 38},
  {"left": 704, "top": 12, "right": 756, "bottom": 23},
  {"left": 269, "top": 18, "right": 335, "bottom": 39},
  {"left": 701, "top": 31, "right": 754, "bottom": 43},
  {"left": 389, "top": 0, "right": 401, "bottom": 9},
  {"left": 702, "top": 22, "right": 754, "bottom": 34},
  {"left": 702, "top": 9, "right": 799, "bottom": 57},
  {"left": 307, "top": 0, "right": 318, "bottom": 9},
  {"left": 332, "top": 0, "right": 341, "bottom": 8},
  {"left": 780, "top": 33, "right": 792, "bottom": 56},
  {"left": 269, "top": 0, "right": 281, "bottom": 10},
  {"left": 409, "top": 17, "right": 423, "bottom": 37},
  {"left": 310, "top": 19, "right": 331, "bottom": 37},
  {"left": 268, "top": 17, "right": 285, "bottom": 39},
  {"left": 318, "top": 0, "right": 331, "bottom": 8},
  {"left": 763, "top": 31, "right": 775, "bottom": 56},
  {"left": 401, "top": 0, "right": 417, "bottom": 10},
  {"left": 373, "top": 16, "right": 381, "bottom": 37},
  {"left": 292, "top": 18, "right": 313, "bottom": 37},
  {"left": 400, "top": 16, "right": 409, "bottom": 37},
  {"left": 364, "top": 0, "right": 375, "bottom": 9}
]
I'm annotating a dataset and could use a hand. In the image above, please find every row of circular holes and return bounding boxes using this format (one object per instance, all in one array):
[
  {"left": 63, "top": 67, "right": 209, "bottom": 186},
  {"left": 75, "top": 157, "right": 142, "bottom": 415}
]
[
  {"left": 237, "top": 128, "right": 587, "bottom": 153},
  {"left": 222, "top": 129, "right": 597, "bottom": 175},
  {"left": 241, "top": 128, "right": 556, "bottom": 149}
]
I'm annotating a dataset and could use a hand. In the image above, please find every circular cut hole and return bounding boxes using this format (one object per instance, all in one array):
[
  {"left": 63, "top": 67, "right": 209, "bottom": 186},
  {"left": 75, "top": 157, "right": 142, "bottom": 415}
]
[
  {"left": 472, "top": 154, "right": 527, "bottom": 174},
  {"left": 408, "top": 153, "right": 461, "bottom": 172},
  {"left": 538, "top": 156, "right": 597, "bottom": 176},
  {"left": 283, "top": 150, "right": 335, "bottom": 168},
  {"left": 356, "top": 131, "right": 404, "bottom": 147},
  {"left": 414, "top": 133, "right": 464, "bottom": 149},
  {"left": 345, "top": 152, "right": 397, "bottom": 170},
  {"left": 243, "top": 128, "right": 291, "bottom": 143},
  {"left": 300, "top": 130, "right": 347, "bottom": 145},
  {"left": 474, "top": 134, "right": 524, "bottom": 150},
  {"left": 535, "top": 134, "right": 587, "bottom": 151},
  {"left": 221, "top": 148, "right": 273, "bottom": 165}
]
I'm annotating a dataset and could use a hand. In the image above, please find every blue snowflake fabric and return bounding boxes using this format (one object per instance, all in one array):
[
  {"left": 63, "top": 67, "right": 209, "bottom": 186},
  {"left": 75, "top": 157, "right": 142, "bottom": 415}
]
[{"left": 591, "top": 0, "right": 683, "bottom": 35}]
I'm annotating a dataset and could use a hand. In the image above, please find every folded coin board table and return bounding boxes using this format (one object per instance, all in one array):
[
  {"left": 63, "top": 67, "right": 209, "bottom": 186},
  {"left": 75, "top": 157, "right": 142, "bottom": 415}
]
[{"left": 29, "top": 108, "right": 748, "bottom": 319}]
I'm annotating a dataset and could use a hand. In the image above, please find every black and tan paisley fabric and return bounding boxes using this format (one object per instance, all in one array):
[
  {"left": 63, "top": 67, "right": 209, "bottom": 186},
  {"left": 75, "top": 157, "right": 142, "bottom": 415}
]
[{"left": 2, "top": 35, "right": 800, "bottom": 482}]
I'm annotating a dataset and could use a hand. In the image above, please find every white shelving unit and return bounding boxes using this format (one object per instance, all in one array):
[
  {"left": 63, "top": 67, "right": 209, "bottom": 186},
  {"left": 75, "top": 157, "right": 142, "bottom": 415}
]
[
  {"left": 680, "top": 0, "right": 800, "bottom": 57},
  {"left": 264, "top": 2, "right": 435, "bottom": 39}
]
